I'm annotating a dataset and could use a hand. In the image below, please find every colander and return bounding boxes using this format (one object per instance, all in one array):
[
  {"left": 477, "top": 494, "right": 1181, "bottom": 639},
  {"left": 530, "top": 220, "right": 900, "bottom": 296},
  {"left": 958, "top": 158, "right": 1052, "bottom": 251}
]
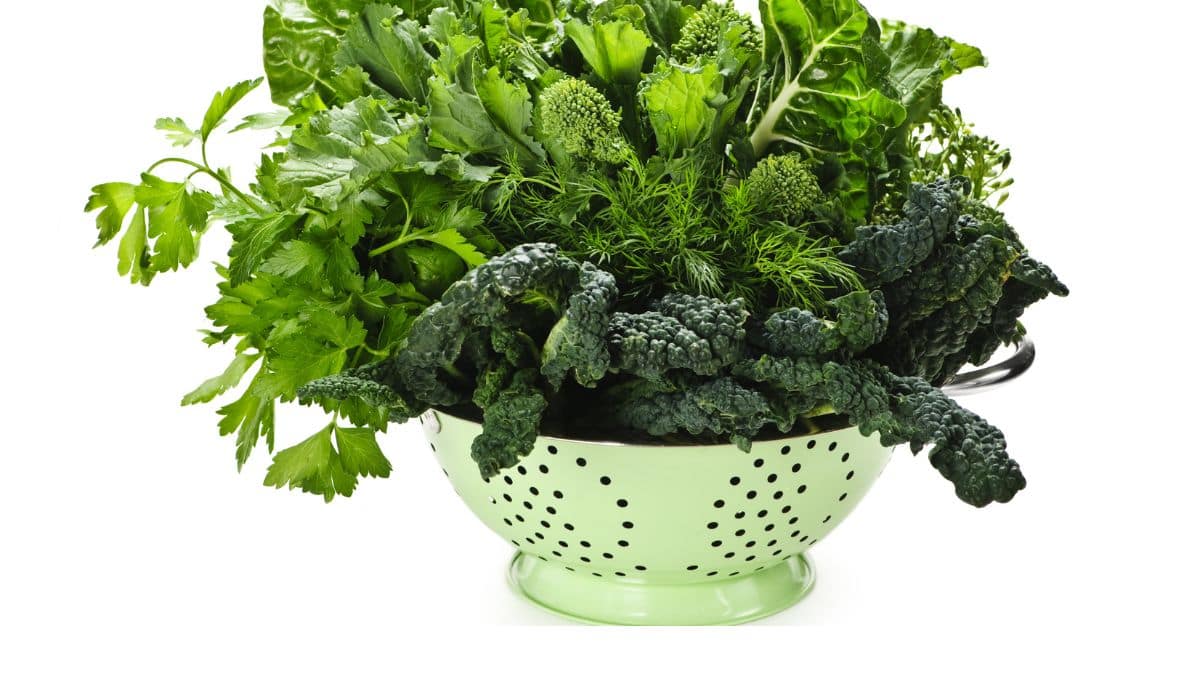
[{"left": 420, "top": 339, "right": 1034, "bottom": 625}]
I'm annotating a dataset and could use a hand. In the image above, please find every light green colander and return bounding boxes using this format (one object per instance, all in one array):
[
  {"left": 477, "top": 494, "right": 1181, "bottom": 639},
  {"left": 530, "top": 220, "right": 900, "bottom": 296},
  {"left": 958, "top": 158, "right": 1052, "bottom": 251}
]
[
  {"left": 422, "top": 410, "right": 892, "bottom": 625},
  {"left": 419, "top": 340, "right": 1033, "bottom": 625}
]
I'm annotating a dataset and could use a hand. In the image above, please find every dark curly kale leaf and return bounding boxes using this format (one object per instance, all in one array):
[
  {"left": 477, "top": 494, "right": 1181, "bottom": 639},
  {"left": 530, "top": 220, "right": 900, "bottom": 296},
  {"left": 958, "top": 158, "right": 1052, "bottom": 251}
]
[
  {"left": 607, "top": 294, "right": 749, "bottom": 380},
  {"left": 880, "top": 370, "right": 1025, "bottom": 507},
  {"left": 471, "top": 368, "right": 548, "bottom": 478},
  {"left": 297, "top": 361, "right": 419, "bottom": 422},
  {"left": 607, "top": 376, "right": 774, "bottom": 451},
  {"left": 759, "top": 289, "right": 888, "bottom": 357},
  {"left": 541, "top": 262, "right": 619, "bottom": 388},
  {"left": 839, "top": 179, "right": 962, "bottom": 284}
]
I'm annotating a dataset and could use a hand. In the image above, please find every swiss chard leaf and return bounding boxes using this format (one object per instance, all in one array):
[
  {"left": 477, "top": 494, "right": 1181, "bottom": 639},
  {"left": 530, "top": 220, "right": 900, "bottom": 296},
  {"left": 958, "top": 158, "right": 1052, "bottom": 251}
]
[
  {"left": 749, "top": 0, "right": 905, "bottom": 157},
  {"left": 880, "top": 20, "right": 985, "bottom": 127},
  {"left": 262, "top": 0, "right": 367, "bottom": 106}
]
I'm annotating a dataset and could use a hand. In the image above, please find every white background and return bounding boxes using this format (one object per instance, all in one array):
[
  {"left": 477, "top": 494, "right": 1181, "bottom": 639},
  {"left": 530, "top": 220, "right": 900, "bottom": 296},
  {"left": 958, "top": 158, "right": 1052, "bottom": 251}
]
[{"left": 1, "top": 0, "right": 1197, "bottom": 671}]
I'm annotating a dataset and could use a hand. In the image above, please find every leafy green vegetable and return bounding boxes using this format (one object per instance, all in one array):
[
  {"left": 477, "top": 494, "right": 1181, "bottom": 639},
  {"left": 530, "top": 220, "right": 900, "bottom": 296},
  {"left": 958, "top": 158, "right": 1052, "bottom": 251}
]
[{"left": 87, "top": 0, "right": 1066, "bottom": 508}]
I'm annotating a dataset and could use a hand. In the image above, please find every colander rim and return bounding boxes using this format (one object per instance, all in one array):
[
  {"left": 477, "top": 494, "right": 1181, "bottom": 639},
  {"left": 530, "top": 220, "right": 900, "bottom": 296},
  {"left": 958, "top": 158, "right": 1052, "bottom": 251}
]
[{"left": 427, "top": 406, "right": 855, "bottom": 448}]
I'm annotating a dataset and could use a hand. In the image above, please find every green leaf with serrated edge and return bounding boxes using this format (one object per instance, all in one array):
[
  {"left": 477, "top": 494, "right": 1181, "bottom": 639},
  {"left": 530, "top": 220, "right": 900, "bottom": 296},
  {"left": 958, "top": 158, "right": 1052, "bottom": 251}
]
[
  {"left": 564, "top": 19, "right": 652, "bottom": 85},
  {"left": 134, "top": 174, "right": 214, "bottom": 272},
  {"left": 262, "top": 1, "right": 354, "bottom": 106},
  {"left": 263, "top": 424, "right": 335, "bottom": 490},
  {"left": 181, "top": 353, "right": 261, "bottom": 405},
  {"left": 408, "top": 228, "right": 488, "bottom": 267},
  {"left": 334, "top": 426, "right": 392, "bottom": 477},
  {"left": 202, "top": 79, "right": 263, "bottom": 141},
  {"left": 217, "top": 373, "right": 275, "bottom": 468},
  {"left": 233, "top": 110, "right": 292, "bottom": 132},
  {"left": 117, "top": 206, "right": 153, "bottom": 285},
  {"left": 880, "top": 20, "right": 985, "bottom": 126},
  {"left": 85, "top": 182, "right": 137, "bottom": 245},
  {"left": 258, "top": 239, "right": 329, "bottom": 279},
  {"left": 640, "top": 59, "right": 722, "bottom": 155},
  {"left": 474, "top": 66, "right": 544, "bottom": 162},
  {"left": 227, "top": 212, "right": 300, "bottom": 286},
  {"left": 154, "top": 117, "right": 199, "bottom": 147},
  {"left": 335, "top": 4, "right": 432, "bottom": 101}
]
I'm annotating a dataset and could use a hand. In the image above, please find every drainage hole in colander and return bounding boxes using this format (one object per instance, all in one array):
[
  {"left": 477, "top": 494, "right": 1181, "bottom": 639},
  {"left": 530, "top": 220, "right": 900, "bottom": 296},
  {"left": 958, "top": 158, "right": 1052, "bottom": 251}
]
[
  {"left": 503, "top": 476, "right": 513, "bottom": 486},
  {"left": 547, "top": 445, "right": 558, "bottom": 455},
  {"left": 839, "top": 492, "right": 848, "bottom": 501},
  {"left": 829, "top": 441, "right": 838, "bottom": 452},
  {"left": 616, "top": 499, "right": 629, "bottom": 508},
  {"left": 603, "top": 552, "right": 613, "bottom": 559},
  {"left": 522, "top": 501, "right": 533, "bottom": 510},
  {"left": 767, "top": 539, "right": 777, "bottom": 546},
  {"left": 558, "top": 540, "right": 568, "bottom": 548},
  {"left": 746, "top": 490, "right": 757, "bottom": 499},
  {"left": 713, "top": 499, "right": 725, "bottom": 508},
  {"left": 565, "top": 567, "right": 575, "bottom": 572},
  {"left": 730, "top": 476, "right": 741, "bottom": 486},
  {"left": 515, "top": 514, "right": 525, "bottom": 523},
  {"left": 756, "top": 509, "right": 768, "bottom": 518},
  {"left": 823, "top": 515, "right": 832, "bottom": 523},
  {"left": 600, "top": 475, "right": 611, "bottom": 485},
  {"left": 791, "top": 463, "right": 801, "bottom": 473},
  {"left": 687, "top": 565, "right": 699, "bottom": 571},
  {"left": 745, "top": 540, "right": 756, "bottom": 548},
  {"left": 441, "top": 469, "right": 449, "bottom": 478},
  {"left": 797, "top": 485, "right": 807, "bottom": 494},
  {"left": 735, "top": 511, "right": 746, "bottom": 519},
  {"left": 552, "top": 551, "right": 562, "bottom": 557},
  {"left": 580, "top": 540, "right": 591, "bottom": 548},
  {"left": 765, "top": 523, "right": 775, "bottom": 532},
  {"left": 772, "top": 491, "right": 783, "bottom": 500},
  {"left": 503, "top": 493, "right": 512, "bottom": 502},
  {"left": 529, "top": 487, "right": 539, "bottom": 496},
  {"left": 841, "top": 452, "right": 850, "bottom": 463},
  {"left": 735, "top": 529, "right": 746, "bottom": 537},
  {"left": 781, "top": 505, "right": 792, "bottom": 514},
  {"left": 711, "top": 539, "right": 723, "bottom": 547},
  {"left": 546, "top": 506, "right": 557, "bottom": 515},
  {"left": 517, "top": 466, "right": 527, "bottom": 475},
  {"left": 511, "top": 540, "right": 519, "bottom": 546},
  {"left": 504, "top": 518, "right": 513, "bottom": 526},
  {"left": 615, "top": 571, "right": 626, "bottom": 577},
  {"left": 535, "top": 533, "right": 544, "bottom": 540},
  {"left": 846, "top": 471, "right": 855, "bottom": 480},
  {"left": 707, "top": 521, "right": 719, "bottom": 529},
  {"left": 617, "top": 539, "right": 629, "bottom": 547},
  {"left": 729, "top": 571, "right": 740, "bottom": 577},
  {"left": 540, "top": 520, "right": 550, "bottom": 528},
  {"left": 539, "top": 464, "right": 549, "bottom": 474},
  {"left": 622, "top": 521, "right": 634, "bottom": 529},
  {"left": 756, "top": 566, "right": 765, "bottom": 572},
  {"left": 553, "top": 490, "right": 564, "bottom": 499},
  {"left": 580, "top": 556, "right": 591, "bottom": 563},
  {"left": 800, "top": 535, "right": 809, "bottom": 543},
  {"left": 788, "top": 516, "right": 798, "bottom": 525},
  {"left": 525, "top": 537, "right": 535, "bottom": 545},
  {"left": 706, "top": 571, "right": 718, "bottom": 577},
  {"left": 592, "top": 572, "right": 602, "bottom": 577},
  {"left": 772, "top": 549, "right": 782, "bottom": 557},
  {"left": 564, "top": 522, "right": 575, "bottom": 531},
  {"left": 810, "top": 538, "right": 818, "bottom": 545},
  {"left": 753, "top": 458, "right": 765, "bottom": 468},
  {"left": 790, "top": 530, "right": 801, "bottom": 537},
  {"left": 781, "top": 445, "right": 792, "bottom": 455},
  {"left": 767, "top": 473, "right": 778, "bottom": 483},
  {"left": 806, "top": 440, "right": 817, "bottom": 449},
  {"left": 538, "top": 555, "right": 548, "bottom": 561},
  {"left": 489, "top": 497, "right": 497, "bottom": 505},
  {"left": 724, "top": 552, "right": 735, "bottom": 559},
  {"left": 746, "top": 555, "right": 756, "bottom": 562},
  {"left": 634, "top": 565, "right": 647, "bottom": 571},
  {"left": 576, "top": 457, "right": 587, "bottom": 467}
]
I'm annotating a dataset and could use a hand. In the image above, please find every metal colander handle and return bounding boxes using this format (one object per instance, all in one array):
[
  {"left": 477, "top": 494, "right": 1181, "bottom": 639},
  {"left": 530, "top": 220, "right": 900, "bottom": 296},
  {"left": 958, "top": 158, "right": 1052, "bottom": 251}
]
[{"left": 940, "top": 337, "right": 1035, "bottom": 396}]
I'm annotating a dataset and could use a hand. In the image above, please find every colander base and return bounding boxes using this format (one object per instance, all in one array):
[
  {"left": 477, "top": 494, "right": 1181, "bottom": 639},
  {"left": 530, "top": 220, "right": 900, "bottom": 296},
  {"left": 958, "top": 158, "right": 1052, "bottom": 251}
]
[{"left": 507, "top": 551, "right": 815, "bottom": 625}]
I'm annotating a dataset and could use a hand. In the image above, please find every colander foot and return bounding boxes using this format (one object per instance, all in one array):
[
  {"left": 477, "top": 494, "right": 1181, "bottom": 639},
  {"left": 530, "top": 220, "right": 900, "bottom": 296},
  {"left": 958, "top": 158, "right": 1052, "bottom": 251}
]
[{"left": 507, "top": 552, "right": 815, "bottom": 625}]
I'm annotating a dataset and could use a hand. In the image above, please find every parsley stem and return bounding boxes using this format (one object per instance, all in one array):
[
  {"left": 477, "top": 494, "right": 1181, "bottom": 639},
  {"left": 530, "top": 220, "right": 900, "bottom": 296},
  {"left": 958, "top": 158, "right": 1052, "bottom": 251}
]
[{"left": 145, "top": 157, "right": 266, "bottom": 215}]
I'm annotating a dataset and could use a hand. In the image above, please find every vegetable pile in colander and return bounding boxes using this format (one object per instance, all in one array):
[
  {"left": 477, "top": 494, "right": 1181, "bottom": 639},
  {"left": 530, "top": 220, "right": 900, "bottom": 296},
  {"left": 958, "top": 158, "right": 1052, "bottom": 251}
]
[{"left": 85, "top": 0, "right": 1066, "bottom": 506}]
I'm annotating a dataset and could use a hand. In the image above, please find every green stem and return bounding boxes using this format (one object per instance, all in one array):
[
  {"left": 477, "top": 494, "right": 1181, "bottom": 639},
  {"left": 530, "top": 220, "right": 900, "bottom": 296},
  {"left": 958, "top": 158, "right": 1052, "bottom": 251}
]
[{"left": 145, "top": 157, "right": 265, "bottom": 215}]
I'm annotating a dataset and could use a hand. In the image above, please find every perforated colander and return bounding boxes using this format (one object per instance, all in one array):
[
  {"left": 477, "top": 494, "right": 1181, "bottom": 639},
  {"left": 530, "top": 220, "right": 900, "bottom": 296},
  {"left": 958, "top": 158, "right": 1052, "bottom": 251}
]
[
  {"left": 422, "top": 410, "right": 892, "bottom": 624},
  {"left": 419, "top": 340, "right": 1035, "bottom": 625}
]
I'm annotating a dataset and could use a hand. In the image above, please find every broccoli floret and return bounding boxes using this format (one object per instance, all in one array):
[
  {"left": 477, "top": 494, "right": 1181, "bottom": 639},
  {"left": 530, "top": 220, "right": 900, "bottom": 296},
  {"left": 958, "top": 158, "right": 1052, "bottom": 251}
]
[
  {"left": 534, "top": 77, "right": 628, "bottom": 165},
  {"left": 744, "top": 153, "right": 824, "bottom": 221},
  {"left": 673, "top": 1, "right": 762, "bottom": 62}
]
